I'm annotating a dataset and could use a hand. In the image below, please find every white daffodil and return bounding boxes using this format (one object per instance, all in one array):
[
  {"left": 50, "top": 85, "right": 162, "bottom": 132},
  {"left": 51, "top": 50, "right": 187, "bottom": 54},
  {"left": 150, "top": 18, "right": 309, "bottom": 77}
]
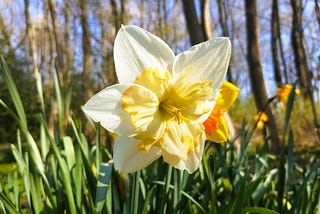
[{"left": 83, "top": 25, "right": 231, "bottom": 173}]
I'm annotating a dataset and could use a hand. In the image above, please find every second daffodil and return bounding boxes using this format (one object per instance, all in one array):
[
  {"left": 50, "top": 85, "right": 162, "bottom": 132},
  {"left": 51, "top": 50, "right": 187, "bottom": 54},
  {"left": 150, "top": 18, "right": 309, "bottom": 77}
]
[{"left": 83, "top": 25, "right": 231, "bottom": 173}]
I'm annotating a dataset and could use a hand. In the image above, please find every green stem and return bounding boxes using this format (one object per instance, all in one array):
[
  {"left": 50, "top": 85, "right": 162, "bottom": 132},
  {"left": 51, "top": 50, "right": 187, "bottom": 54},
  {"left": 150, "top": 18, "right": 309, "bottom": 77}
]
[
  {"left": 160, "top": 165, "right": 172, "bottom": 213},
  {"left": 173, "top": 168, "right": 182, "bottom": 212},
  {"left": 131, "top": 170, "right": 141, "bottom": 214}
]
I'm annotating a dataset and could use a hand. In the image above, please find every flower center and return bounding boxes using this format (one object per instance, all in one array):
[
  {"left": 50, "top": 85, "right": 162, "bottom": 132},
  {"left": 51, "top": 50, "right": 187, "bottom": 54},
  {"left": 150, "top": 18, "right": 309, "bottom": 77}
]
[{"left": 159, "top": 99, "right": 190, "bottom": 124}]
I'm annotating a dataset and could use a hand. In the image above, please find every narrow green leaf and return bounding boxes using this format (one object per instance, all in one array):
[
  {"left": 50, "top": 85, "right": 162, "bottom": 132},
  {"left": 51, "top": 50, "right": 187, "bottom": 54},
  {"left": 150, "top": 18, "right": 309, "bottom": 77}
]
[
  {"left": 244, "top": 177, "right": 262, "bottom": 204},
  {"left": 63, "top": 136, "right": 76, "bottom": 171},
  {"left": 241, "top": 207, "right": 279, "bottom": 214},
  {"left": 29, "top": 172, "right": 44, "bottom": 213},
  {"left": 52, "top": 65, "right": 64, "bottom": 134},
  {"left": 70, "top": 118, "right": 97, "bottom": 198},
  {"left": 74, "top": 147, "right": 83, "bottom": 210},
  {"left": 130, "top": 171, "right": 141, "bottom": 214},
  {"left": 7, "top": 172, "right": 19, "bottom": 210},
  {"left": 153, "top": 181, "right": 206, "bottom": 213},
  {"left": 141, "top": 185, "right": 156, "bottom": 214},
  {"left": 286, "top": 130, "right": 294, "bottom": 186},
  {"left": 277, "top": 149, "right": 286, "bottom": 213},
  {"left": 0, "top": 56, "right": 27, "bottom": 131},
  {"left": 95, "top": 162, "right": 113, "bottom": 213},
  {"left": 228, "top": 178, "right": 246, "bottom": 214},
  {"left": 0, "top": 192, "right": 19, "bottom": 214},
  {"left": 284, "top": 81, "right": 298, "bottom": 133},
  {"left": 49, "top": 136, "right": 76, "bottom": 214}
]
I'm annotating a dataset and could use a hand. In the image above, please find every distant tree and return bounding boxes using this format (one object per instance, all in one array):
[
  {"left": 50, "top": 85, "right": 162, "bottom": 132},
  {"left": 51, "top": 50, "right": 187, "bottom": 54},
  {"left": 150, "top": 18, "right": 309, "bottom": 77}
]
[
  {"left": 245, "top": 0, "right": 280, "bottom": 153},
  {"left": 182, "top": 0, "right": 205, "bottom": 45},
  {"left": 290, "top": 0, "right": 320, "bottom": 138},
  {"left": 290, "top": 0, "right": 312, "bottom": 97},
  {"left": 217, "top": 0, "right": 234, "bottom": 83},
  {"left": 99, "top": 0, "right": 117, "bottom": 86},
  {"left": 79, "top": 0, "right": 93, "bottom": 101},
  {"left": 271, "top": 0, "right": 284, "bottom": 87}
]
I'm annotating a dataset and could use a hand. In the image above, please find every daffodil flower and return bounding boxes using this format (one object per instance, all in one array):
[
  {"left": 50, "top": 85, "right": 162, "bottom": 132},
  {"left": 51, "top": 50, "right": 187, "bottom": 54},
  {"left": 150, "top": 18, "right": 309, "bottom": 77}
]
[
  {"left": 254, "top": 112, "right": 268, "bottom": 130},
  {"left": 83, "top": 25, "right": 231, "bottom": 173},
  {"left": 276, "top": 84, "right": 300, "bottom": 106},
  {"left": 203, "top": 81, "right": 239, "bottom": 143}
]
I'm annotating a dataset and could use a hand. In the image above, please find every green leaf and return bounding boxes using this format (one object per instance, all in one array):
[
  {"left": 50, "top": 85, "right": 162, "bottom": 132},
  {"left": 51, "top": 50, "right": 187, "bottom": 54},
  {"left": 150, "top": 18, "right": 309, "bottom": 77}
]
[
  {"left": 284, "top": 81, "right": 298, "bottom": 133},
  {"left": 244, "top": 177, "right": 263, "bottom": 204},
  {"left": 228, "top": 178, "right": 246, "bottom": 214},
  {"left": 63, "top": 136, "right": 76, "bottom": 171},
  {"left": 0, "top": 56, "right": 27, "bottom": 131},
  {"left": 241, "top": 207, "right": 279, "bottom": 214},
  {"left": 0, "top": 191, "right": 19, "bottom": 214},
  {"left": 95, "top": 162, "right": 113, "bottom": 213}
]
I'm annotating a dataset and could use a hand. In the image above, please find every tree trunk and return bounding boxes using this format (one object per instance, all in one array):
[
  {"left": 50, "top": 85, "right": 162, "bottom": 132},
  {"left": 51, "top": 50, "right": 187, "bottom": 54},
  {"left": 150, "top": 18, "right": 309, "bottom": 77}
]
[
  {"left": 271, "top": 0, "right": 283, "bottom": 87},
  {"left": 290, "top": 0, "right": 312, "bottom": 97},
  {"left": 201, "top": 0, "right": 211, "bottom": 40},
  {"left": 315, "top": 0, "right": 320, "bottom": 30},
  {"left": 79, "top": 0, "right": 93, "bottom": 101},
  {"left": 110, "top": 0, "right": 120, "bottom": 33},
  {"left": 48, "top": 0, "right": 64, "bottom": 81},
  {"left": 245, "top": 0, "right": 280, "bottom": 154},
  {"left": 63, "top": 0, "right": 72, "bottom": 85},
  {"left": 24, "top": 0, "right": 40, "bottom": 78},
  {"left": 291, "top": 0, "right": 320, "bottom": 139},
  {"left": 99, "top": 0, "right": 117, "bottom": 85},
  {"left": 182, "top": 0, "right": 205, "bottom": 45},
  {"left": 217, "top": 0, "right": 234, "bottom": 83}
]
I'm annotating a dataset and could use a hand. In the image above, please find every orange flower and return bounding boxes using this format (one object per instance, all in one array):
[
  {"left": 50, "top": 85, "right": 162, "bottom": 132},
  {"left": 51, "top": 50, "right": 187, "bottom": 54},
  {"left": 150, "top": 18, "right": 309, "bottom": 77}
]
[
  {"left": 203, "top": 81, "right": 239, "bottom": 143},
  {"left": 254, "top": 112, "right": 268, "bottom": 130}
]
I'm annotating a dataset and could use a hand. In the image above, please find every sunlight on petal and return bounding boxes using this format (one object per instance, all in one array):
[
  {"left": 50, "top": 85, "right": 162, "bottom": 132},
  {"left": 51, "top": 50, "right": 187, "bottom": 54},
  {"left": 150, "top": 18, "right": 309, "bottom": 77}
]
[
  {"left": 114, "top": 25, "right": 175, "bottom": 84},
  {"left": 83, "top": 84, "right": 135, "bottom": 136},
  {"left": 114, "top": 136, "right": 161, "bottom": 173}
]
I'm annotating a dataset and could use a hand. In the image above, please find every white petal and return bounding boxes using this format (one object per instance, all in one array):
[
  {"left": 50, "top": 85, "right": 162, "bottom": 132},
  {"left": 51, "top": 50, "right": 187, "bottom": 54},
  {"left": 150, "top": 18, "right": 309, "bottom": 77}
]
[
  {"left": 160, "top": 121, "right": 205, "bottom": 173},
  {"left": 113, "top": 136, "right": 161, "bottom": 173},
  {"left": 173, "top": 37, "right": 231, "bottom": 93},
  {"left": 83, "top": 84, "right": 135, "bottom": 136},
  {"left": 183, "top": 140, "right": 205, "bottom": 173},
  {"left": 161, "top": 139, "right": 205, "bottom": 174},
  {"left": 114, "top": 25, "right": 175, "bottom": 84}
]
